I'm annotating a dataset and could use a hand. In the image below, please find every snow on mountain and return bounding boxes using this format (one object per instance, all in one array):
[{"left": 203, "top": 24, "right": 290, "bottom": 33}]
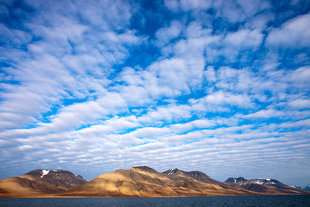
[
  {"left": 166, "top": 168, "right": 178, "bottom": 175},
  {"left": 224, "top": 177, "right": 307, "bottom": 195},
  {"left": 0, "top": 169, "right": 87, "bottom": 196},
  {"left": 40, "top": 170, "right": 50, "bottom": 178},
  {"left": 303, "top": 184, "right": 310, "bottom": 191}
]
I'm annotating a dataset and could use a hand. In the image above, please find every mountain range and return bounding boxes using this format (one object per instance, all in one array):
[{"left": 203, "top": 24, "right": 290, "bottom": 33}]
[
  {"left": 0, "top": 166, "right": 308, "bottom": 197},
  {"left": 291, "top": 184, "right": 310, "bottom": 191},
  {"left": 224, "top": 177, "right": 305, "bottom": 195}
]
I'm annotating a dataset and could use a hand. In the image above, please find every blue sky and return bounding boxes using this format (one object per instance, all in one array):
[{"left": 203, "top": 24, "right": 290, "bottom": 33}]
[{"left": 0, "top": 0, "right": 310, "bottom": 186}]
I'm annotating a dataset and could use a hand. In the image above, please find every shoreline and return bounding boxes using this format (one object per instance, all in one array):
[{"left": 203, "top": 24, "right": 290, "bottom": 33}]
[{"left": 2, "top": 193, "right": 309, "bottom": 198}]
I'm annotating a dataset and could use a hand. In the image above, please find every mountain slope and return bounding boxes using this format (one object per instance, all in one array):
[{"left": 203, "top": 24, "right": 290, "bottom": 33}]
[
  {"left": 164, "top": 168, "right": 230, "bottom": 186},
  {"left": 303, "top": 184, "right": 310, "bottom": 191},
  {"left": 2, "top": 167, "right": 308, "bottom": 197},
  {"left": 63, "top": 166, "right": 255, "bottom": 197},
  {"left": 0, "top": 169, "right": 86, "bottom": 197},
  {"left": 224, "top": 177, "right": 308, "bottom": 195},
  {"left": 163, "top": 168, "right": 249, "bottom": 192}
]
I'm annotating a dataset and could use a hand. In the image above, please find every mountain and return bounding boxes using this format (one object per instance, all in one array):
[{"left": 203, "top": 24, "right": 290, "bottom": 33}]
[
  {"left": 303, "top": 184, "right": 310, "bottom": 191},
  {"left": 163, "top": 168, "right": 221, "bottom": 184},
  {"left": 0, "top": 169, "right": 86, "bottom": 197},
  {"left": 163, "top": 168, "right": 244, "bottom": 190},
  {"left": 290, "top": 185, "right": 302, "bottom": 190},
  {"left": 224, "top": 177, "right": 308, "bottom": 195},
  {"left": 1, "top": 167, "right": 308, "bottom": 198},
  {"left": 289, "top": 184, "right": 310, "bottom": 191},
  {"left": 62, "top": 166, "right": 254, "bottom": 197}
]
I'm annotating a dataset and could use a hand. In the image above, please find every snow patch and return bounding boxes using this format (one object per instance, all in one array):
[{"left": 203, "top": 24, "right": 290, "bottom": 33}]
[
  {"left": 167, "top": 168, "right": 177, "bottom": 175},
  {"left": 254, "top": 180, "right": 264, "bottom": 185},
  {"left": 40, "top": 170, "right": 50, "bottom": 178}
]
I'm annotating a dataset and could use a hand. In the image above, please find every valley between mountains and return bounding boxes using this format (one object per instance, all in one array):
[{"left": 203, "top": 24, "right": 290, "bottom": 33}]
[{"left": 0, "top": 166, "right": 308, "bottom": 197}]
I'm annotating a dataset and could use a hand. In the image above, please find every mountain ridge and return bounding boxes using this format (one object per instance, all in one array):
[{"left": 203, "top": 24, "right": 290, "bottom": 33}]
[
  {"left": 62, "top": 166, "right": 254, "bottom": 197},
  {"left": 0, "top": 167, "right": 308, "bottom": 197},
  {"left": 0, "top": 169, "right": 86, "bottom": 197},
  {"left": 224, "top": 177, "right": 308, "bottom": 195}
]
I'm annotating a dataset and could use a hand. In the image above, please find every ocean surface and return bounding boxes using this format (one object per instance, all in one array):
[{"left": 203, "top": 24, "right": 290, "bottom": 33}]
[{"left": 0, "top": 195, "right": 310, "bottom": 207}]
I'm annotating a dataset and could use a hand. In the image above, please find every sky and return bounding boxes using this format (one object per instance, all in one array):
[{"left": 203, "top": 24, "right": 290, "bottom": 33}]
[{"left": 0, "top": 0, "right": 310, "bottom": 186}]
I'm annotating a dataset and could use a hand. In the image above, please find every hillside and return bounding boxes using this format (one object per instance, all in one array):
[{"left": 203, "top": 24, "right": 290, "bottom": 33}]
[
  {"left": 1, "top": 167, "right": 308, "bottom": 197},
  {"left": 224, "top": 177, "right": 308, "bottom": 195},
  {"left": 0, "top": 169, "right": 86, "bottom": 197},
  {"left": 62, "top": 166, "right": 254, "bottom": 197}
]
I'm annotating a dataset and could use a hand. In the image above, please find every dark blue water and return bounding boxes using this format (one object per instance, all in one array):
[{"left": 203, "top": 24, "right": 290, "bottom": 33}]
[{"left": 0, "top": 195, "right": 309, "bottom": 207}]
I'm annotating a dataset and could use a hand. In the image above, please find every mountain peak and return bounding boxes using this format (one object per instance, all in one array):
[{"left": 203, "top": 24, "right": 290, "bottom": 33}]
[
  {"left": 225, "top": 177, "right": 281, "bottom": 186},
  {"left": 0, "top": 169, "right": 87, "bottom": 195},
  {"left": 26, "top": 169, "right": 81, "bottom": 178},
  {"left": 40, "top": 169, "right": 50, "bottom": 178},
  {"left": 251, "top": 178, "right": 281, "bottom": 185},
  {"left": 131, "top": 166, "right": 157, "bottom": 173},
  {"left": 225, "top": 177, "right": 247, "bottom": 184},
  {"left": 163, "top": 168, "right": 179, "bottom": 175}
]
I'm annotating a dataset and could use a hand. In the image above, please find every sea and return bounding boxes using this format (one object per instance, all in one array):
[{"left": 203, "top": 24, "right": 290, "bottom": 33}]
[{"left": 0, "top": 195, "right": 310, "bottom": 207}]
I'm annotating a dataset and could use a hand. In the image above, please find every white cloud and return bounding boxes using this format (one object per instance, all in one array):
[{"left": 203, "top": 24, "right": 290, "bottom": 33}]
[
  {"left": 237, "top": 0, "right": 271, "bottom": 17},
  {"left": 148, "top": 58, "right": 191, "bottom": 94},
  {"left": 244, "top": 12, "right": 273, "bottom": 30},
  {"left": 289, "top": 99, "right": 310, "bottom": 109},
  {"left": 119, "top": 85, "right": 151, "bottom": 106},
  {"left": 204, "top": 66, "right": 216, "bottom": 82},
  {"left": 244, "top": 109, "right": 283, "bottom": 119},
  {"left": 0, "top": 0, "right": 140, "bottom": 132},
  {"left": 204, "top": 91, "right": 253, "bottom": 108},
  {"left": 0, "top": 24, "right": 32, "bottom": 46},
  {"left": 224, "top": 29, "right": 263, "bottom": 48},
  {"left": 169, "top": 119, "right": 216, "bottom": 133},
  {"left": 164, "top": 0, "right": 179, "bottom": 11},
  {"left": 267, "top": 13, "right": 310, "bottom": 47},
  {"left": 192, "top": 119, "right": 216, "bottom": 128},
  {"left": 138, "top": 104, "right": 192, "bottom": 124},
  {"left": 36, "top": 92, "right": 128, "bottom": 132},
  {"left": 156, "top": 21, "right": 182, "bottom": 46},
  {"left": 164, "top": 0, "right": 212, "bottom": 11},
  {"left": 185, "top": 21, "right": 210, "bottom": 38},
  {"left": 132, "top": 127, "right": 171, "bottom": 138},
  {"left": 279, "top": 119, "right": 310, "bottom": 128},
  {"left": 105, "top": 30, "right": 140, "bottom": 45},
  {"left": 180, "top": 0, "right": 212, "bottom": 11},
  {"left": 214, "top": 0, "right": 246, "bottom": 23},
  {"left": 104, "top": 116, "right": 139, "bottom": 131},
  {"left": 74, "top": 125, "right": 112, "bottom": 136},
  {"left": 290, "top": 66, "right": 310, "bottom": 89}
]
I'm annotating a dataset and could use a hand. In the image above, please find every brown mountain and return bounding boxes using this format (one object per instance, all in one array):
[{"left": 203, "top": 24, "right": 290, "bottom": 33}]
[
  {"left": 62, "top": 166, "right": 254, "bottom": 197},
  {"left": 0, "top": 169, "right": 87, "bottom": 197},
  {"left": 224, "top": 177, "right": 308, "bottom": 195},
  {"left": 1, "top": 167, "right": 308, "bottom": 198},
  {"left": 163, "top": 168, "right": 229, "bottom": 186}
]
